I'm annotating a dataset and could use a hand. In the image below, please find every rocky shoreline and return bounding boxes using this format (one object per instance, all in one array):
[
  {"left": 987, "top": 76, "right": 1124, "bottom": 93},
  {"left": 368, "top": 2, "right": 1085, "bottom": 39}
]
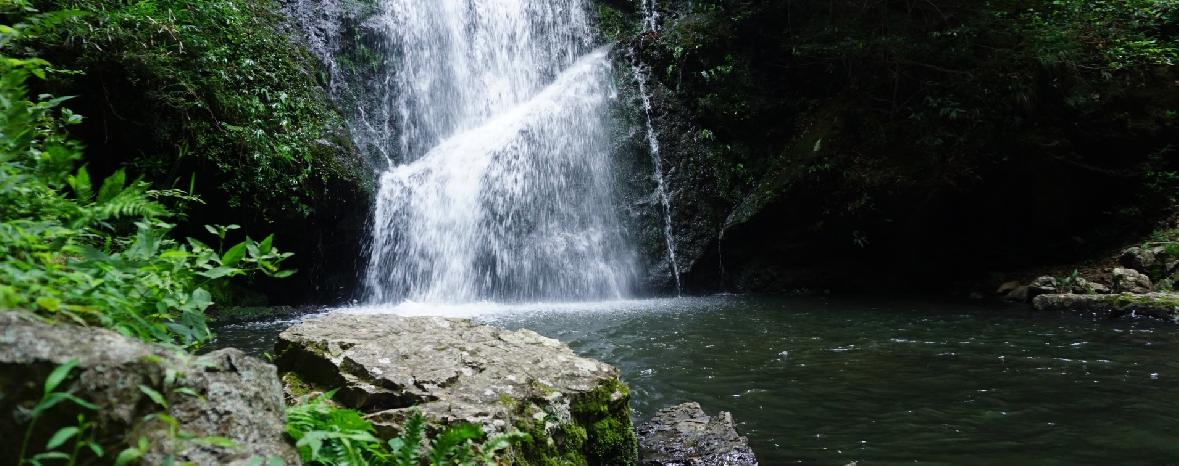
[
  {"left": 2, "top": 310, "right": 760, "bottom": 465},
  {"left": 996, "top": 242, "right": 1179, "bottom": 322}
]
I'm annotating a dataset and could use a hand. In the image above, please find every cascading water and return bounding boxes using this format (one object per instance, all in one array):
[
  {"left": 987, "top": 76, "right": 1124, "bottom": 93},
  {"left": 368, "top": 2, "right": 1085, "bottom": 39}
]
[
  {"left": 630, "top": 61, "right": 682, "bottom": 294},
  {"left": 630, "top": 0, "right": 683, "bottom": 294},
  {"left": 357, "top": 1, "right": 637, "bottom": 303},
  {"left": 639, "top": 0, "right": 661, "bottom": 33}
]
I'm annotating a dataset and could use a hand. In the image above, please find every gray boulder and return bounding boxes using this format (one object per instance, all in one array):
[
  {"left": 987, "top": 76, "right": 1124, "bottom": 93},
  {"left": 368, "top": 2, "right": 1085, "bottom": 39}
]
[
  {"left": 995, "top": 281, "right": 1022, "bottom": 296},
  {"left": 1113, "top": 267, "right": 1153, "bottom": 293},
  {"left": 274, "top": 313, "right": 639, "bottom": 465},
  {"left": 1120, "top": 246, "right": 1160, "bottom": 273},
  {"left": 1029, "top": 276, "right": 1058, "bottom": 294},
  {"left": 637, "top": 402, "right": 758, "bottom": 466},
  {"left": 1004, "top": 286, "right": 1031, "bottom": 302},
  {"left": 0, "top": 311, "right": 296, "bottom": 465}
]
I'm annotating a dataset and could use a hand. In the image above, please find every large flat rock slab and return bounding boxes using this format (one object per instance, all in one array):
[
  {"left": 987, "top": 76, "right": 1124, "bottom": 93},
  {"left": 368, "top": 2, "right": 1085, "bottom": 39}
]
[
  {"left": 1032, "top": 293, "right": 1179, "bottom": 322},
  {"left": 0, "top": 311, "right": 296, "bottom": 465},
  {"left": 637, "top": 402, "right": 758, "bottom": 466},
  {"left": 274, "top": 313, "right": 639, "bottom": 465}
]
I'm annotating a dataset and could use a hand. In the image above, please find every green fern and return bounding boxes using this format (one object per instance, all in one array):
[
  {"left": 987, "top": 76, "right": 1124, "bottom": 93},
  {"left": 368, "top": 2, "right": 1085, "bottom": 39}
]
[
  {"left": 286, "top": 391, "right": 527, "bottom": 466},
  {"left": 0, "top": 29, "right": 292, "bottom": 348}
]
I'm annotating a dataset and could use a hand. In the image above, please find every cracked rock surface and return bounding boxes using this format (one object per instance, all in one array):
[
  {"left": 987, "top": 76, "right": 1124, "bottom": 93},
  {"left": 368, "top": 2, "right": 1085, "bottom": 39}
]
[
  {"left": 638, "top": 402, "right": 758, "bottom": 466},
  {"left": 0, "top": 311, "right": 296, "bottom": 465},
  {"left": 274, "top": 313, "right": 639, "bottom": 464}
]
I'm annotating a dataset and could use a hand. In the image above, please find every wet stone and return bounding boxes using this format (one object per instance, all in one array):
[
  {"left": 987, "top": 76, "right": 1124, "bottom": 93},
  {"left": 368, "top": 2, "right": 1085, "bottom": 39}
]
[
  {"left": 274, "top": 313, "right": 639, "bottom": 464},
  {"left": 638, "top": 401, "right": 759, "bottom": 466}
]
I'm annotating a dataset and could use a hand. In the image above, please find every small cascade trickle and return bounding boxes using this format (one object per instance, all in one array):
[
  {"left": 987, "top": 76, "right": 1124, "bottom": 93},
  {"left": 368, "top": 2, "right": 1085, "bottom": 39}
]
[
  {"left": 640, "top": 0, "right": 661, "bottom": 32},
  {"left": 631, "top": 60, "right": 682, "bottom": 294},
  {"left": 631, "top": 0, "right": 682, "bottom": 294}
]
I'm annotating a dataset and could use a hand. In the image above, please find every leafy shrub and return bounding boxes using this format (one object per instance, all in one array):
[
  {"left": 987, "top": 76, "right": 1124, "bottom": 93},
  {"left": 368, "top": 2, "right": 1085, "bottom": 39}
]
[
  {"left": 17, "top": 358, "right": 103, "bottom": 466},
  {"left": 12, "top": 0, "right": 370, "bottom": 220},
  {"left": 286, "top": 391, "right": 528, "bottom": 466},
  {"left": 0, "top": 21, "right": 292, "bottom": 348}
]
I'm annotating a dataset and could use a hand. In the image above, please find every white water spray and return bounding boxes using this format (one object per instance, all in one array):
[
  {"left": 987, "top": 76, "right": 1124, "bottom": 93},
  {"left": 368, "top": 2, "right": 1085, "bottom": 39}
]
[
  {"left": 360, "top": 1, "right": 637, "bottom": 303},
  {"left": 640, "top": 0, "right": 661, "bottom": 32}
]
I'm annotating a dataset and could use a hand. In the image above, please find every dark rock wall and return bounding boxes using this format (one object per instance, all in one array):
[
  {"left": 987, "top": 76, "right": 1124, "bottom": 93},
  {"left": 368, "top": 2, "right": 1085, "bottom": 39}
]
[{"left": 604, "top": 0, "right": 1179, "bottom": 294}]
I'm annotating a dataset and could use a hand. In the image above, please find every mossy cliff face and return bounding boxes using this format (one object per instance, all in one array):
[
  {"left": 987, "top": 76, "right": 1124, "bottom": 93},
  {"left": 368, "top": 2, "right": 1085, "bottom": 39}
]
[
  {"left": 603, "top": 0, "right": 1179, "bottom": 293},
  {"left": 16, "top": 0, "right": 376, "bottom": 304},
  {"left": 273, "top": 314, "right": 640, "bottom": 465}
]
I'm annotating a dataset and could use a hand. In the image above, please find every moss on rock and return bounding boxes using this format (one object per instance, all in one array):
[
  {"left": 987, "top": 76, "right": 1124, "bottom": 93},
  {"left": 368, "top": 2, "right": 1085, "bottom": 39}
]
[
  {"left": 1032, "top": 292, "right": 1179, "bottom": 322},
  {"left": 276, "top": 315, "right": 640, "bottom": 465},
  {"left": 494, "top": 378, "right": 638, "bottom": 466}
]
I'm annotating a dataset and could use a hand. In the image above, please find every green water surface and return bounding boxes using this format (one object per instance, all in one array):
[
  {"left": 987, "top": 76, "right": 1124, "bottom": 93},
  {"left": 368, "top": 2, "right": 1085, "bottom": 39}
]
[{"left": 214, "top": 295, "right": 1179, "bottom": 465}]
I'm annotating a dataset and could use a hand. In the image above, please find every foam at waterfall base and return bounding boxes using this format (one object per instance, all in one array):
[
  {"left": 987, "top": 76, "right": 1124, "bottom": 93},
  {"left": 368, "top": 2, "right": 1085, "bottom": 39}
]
[{"left": 332, "top": 296, "right": 713, "bottom": 319}]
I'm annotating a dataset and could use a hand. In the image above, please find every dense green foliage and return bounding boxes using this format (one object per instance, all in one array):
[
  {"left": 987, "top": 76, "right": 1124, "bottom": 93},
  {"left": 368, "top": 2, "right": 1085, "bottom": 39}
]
[
  {"left": 286, "top": 391, "right": 528, "bottom": 466},
  {"left": 639, "top": 0, "right": 1178, "bottom": 194},
  {"left": 0, "top": 22, "right": 292, "bottom": 347},
  {"left": 8, "top": 0, "right": 370, "bottom": 220},
  {"left": 623, "top": 0, "right": 1179, "bottom": 288},
  {"left": 3, "top": 0, "right": 374, "bottom": 305}
]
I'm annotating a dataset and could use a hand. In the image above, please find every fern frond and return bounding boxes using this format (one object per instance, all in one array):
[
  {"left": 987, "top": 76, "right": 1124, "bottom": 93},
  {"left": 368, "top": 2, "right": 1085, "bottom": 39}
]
[{"left": 92, "top": 183, "right": 168, "bottom": 221}]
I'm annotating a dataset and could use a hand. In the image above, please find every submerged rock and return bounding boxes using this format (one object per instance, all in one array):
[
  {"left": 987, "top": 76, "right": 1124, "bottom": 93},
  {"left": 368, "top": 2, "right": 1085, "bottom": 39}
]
[
  {"left": 0, "top": 311, "right": 295, "bottom": 465},
  {"left": 1032, "top": 293, "right": 1179, "bottom": 321},
  {"left": 274, "top": 313, "right": 639, "bottom": 465},
  {"left": 637, "top": 402, "right": 758, "bottom": 466}
]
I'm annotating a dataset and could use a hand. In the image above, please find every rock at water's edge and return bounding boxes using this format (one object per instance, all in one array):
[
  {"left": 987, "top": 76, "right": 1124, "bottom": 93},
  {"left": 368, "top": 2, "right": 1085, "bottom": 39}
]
[
  {"left": 0, "top": 311, "right": 296, "bottom": 465},
  {"left": 274, "top": 313, "right": 639, "bottom": 465},
  {"left": 1032, "top": 293, "right": 1179, "bottom": 321},
  {"left": 637, "top": 402, "right": 758, "bottom": 466}
]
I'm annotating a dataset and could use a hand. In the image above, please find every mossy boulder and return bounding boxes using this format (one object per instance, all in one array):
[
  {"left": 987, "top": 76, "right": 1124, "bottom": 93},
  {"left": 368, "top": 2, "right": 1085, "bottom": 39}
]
[
  {"left": 1032, "top": 293, "right": 1179, "bottom": 322},
  {"left": 273, "top": 314, "right": 639, "bottom": 465}
]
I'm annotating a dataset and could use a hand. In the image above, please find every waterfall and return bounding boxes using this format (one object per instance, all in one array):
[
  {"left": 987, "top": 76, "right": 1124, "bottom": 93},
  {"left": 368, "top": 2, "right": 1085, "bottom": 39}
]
[
  {"left": 358, "top": 1, "right": 636, "bottom": 303},
  {"left": 630, "top": 1, "right": 683, "bottom": 293},
  {"left": 630, "top": 61, "right": 682, "bottom": 294}
]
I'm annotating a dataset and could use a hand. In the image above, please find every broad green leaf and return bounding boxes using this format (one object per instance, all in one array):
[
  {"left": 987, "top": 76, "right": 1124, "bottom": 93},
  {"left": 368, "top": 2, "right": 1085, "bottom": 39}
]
[
  {"left": 175, "top": 387, "right": 201, "bottom": 397},
  {"left": 190, "top": 288, "right": 213, "bottom": 311},
  {"left": 272, "top": 269, "right": 296, "bottom": 278},
  {"left": 45, "top": 426, "right": 80, "bottom": 450},
  {"left": 44, "top": 358, "right": 79, "bottom": 395},
  {"left": 113, "top": 447, "right": 142, "bottom": 466},
  {"left": 198, "top": 267, "right": 239, "bottom": 279},
  {"left": 221, "top": 242, "right": 247, "bottom": 266},
  {"left": 63, "top": 394, "right": 98, "bottom": 410},
  {"left": 138, "top": 384, "right": 168, "bottom": 408},
  {"left": 193, "top": 436, "right": 237, "bottom": 448},
  {"left": 259, "top": 234, "right": 273, "bottom": 254},
  {"left": 35, "top": 296, "right": 62, "bottom": 311}
]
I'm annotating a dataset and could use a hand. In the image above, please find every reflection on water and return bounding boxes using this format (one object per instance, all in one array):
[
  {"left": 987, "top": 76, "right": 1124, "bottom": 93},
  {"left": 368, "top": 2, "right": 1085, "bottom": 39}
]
[{"left": 212, "top": 295, "right": 1179, "bottom": 465}]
